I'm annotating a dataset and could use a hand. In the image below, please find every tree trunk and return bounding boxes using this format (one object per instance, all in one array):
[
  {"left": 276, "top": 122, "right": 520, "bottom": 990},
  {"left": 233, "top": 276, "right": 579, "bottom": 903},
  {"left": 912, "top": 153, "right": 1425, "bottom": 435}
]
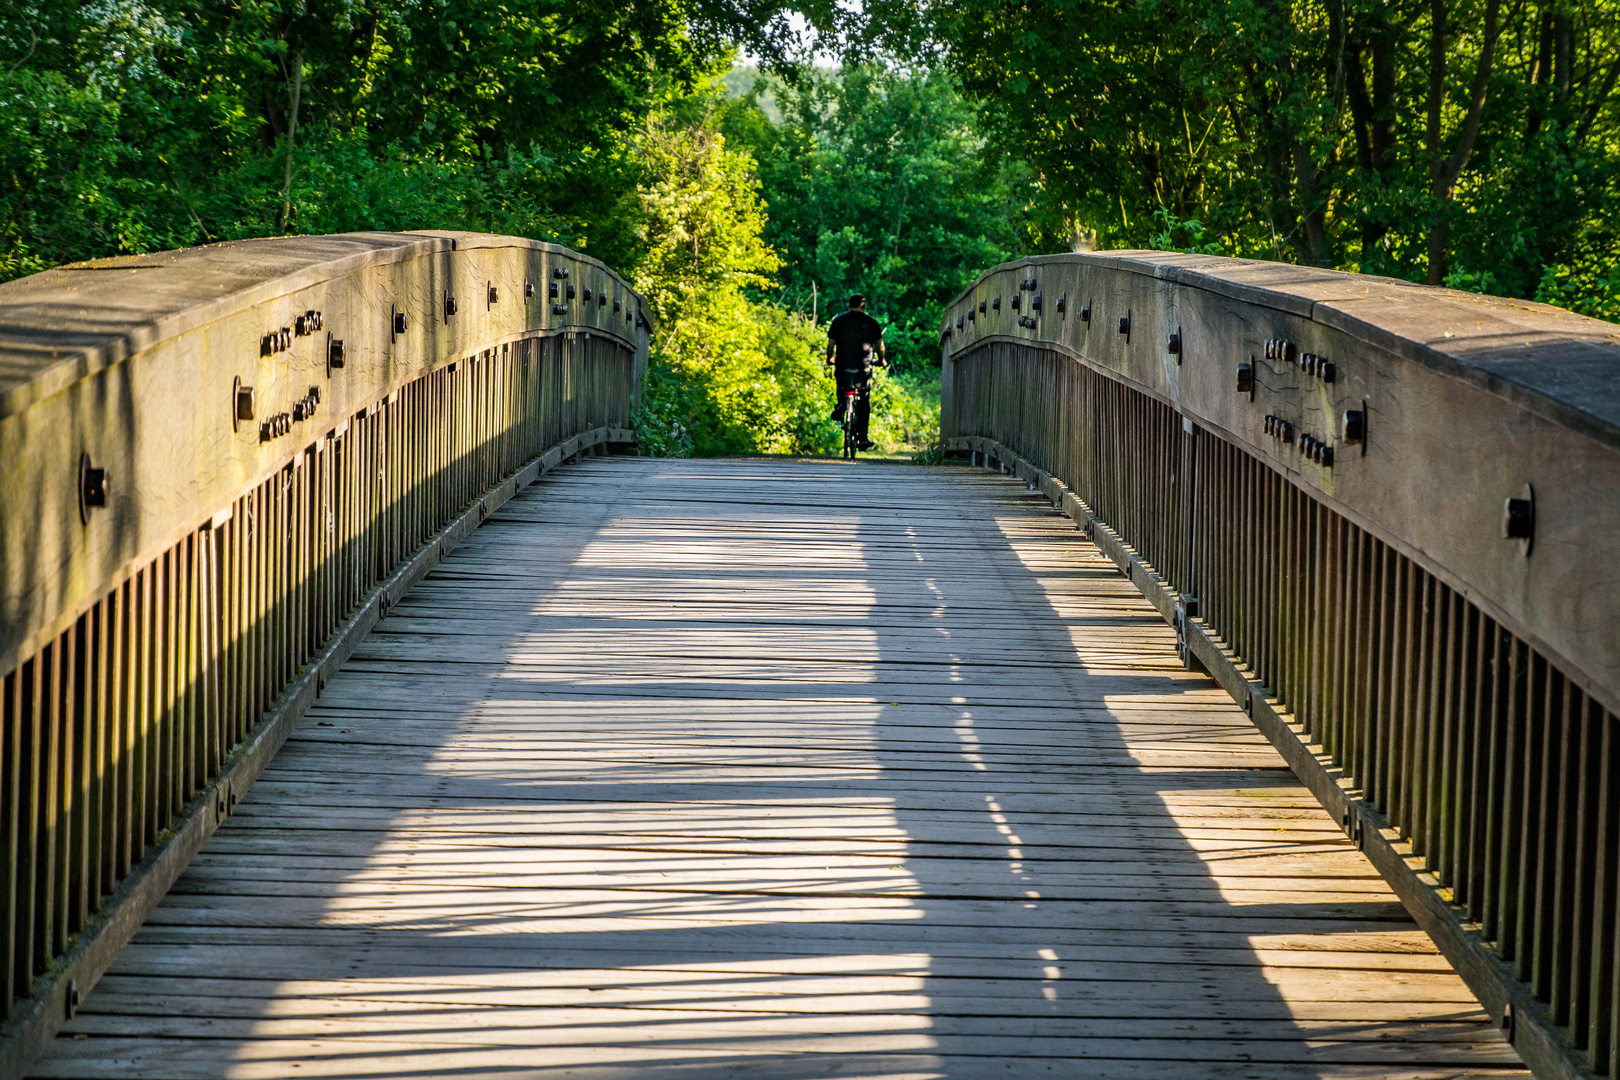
[
  {"left": 1290, "top": 142, "right": 1333, "bottom": 267},
  {"left": 1346, "top": 44, "right": 1376, "bottom": 174},
  {"left": 1425, "top": 0, "right": 1499, "bottom": 285},
  {"left": 1526, "top": 10, "right": 1553, "bottom": 141},
  {"left": 1553, "top": 12, "right": 1573, "bottom": 96},
  {"left": 278, "top": 52, "right": 304, "bottom": 232},
  {"left": 1423, "top": 0, "right": 1448, "bottom": 285},
  {"left": 1370, "top": 27, "right": 1396, "bottom": 173}
]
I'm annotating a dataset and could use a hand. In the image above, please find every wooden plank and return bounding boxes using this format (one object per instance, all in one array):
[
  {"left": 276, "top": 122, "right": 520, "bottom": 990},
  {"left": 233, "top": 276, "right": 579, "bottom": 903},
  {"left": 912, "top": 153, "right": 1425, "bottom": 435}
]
[{"left": 33, "top": 458, "right": 1526, "bottom": 1077}]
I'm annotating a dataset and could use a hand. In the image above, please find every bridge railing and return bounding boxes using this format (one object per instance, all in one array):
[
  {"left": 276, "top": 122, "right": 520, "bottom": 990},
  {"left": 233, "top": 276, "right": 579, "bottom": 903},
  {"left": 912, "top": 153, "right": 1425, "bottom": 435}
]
[
  {"left": 0, "top": 232, "right": 647, "bottom": 1071},
  {"left": 940, "top": 252, "right": 1620, "bottom": 1080}
]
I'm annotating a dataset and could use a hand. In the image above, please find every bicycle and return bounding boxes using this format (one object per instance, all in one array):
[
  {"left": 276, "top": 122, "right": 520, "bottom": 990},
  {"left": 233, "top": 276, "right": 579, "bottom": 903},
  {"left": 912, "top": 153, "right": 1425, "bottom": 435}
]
[{"left": 839, "top": 387, "right": 863, "bottom": 459}]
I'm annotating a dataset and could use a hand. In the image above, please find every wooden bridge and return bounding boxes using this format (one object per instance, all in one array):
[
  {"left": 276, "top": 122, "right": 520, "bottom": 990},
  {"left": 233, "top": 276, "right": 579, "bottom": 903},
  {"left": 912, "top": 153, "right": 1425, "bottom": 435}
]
[{"left": 1, "top": 234, "right": 1616, "bottom": 1079}]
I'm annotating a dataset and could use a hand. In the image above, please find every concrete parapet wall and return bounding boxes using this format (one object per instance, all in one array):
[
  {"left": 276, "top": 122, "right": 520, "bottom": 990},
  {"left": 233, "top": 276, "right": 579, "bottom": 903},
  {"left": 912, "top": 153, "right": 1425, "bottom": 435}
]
[
  {"left": 0, "top": 231, "right": 650, "bottom": 674},
  {"left": 940, "top": 251, "right": 1620, "bottom": 717}
]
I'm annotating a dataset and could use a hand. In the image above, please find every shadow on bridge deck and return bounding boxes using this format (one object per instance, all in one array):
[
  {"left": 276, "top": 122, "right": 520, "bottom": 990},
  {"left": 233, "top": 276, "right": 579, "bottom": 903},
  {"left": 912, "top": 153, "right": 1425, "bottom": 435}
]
[{"left": 32, "top": 457, "right": 1525, "bottom": 1079}]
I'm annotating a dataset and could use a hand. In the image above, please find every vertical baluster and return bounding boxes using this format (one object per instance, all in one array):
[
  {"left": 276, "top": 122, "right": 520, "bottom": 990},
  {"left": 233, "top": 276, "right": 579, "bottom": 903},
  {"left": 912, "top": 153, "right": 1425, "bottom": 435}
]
[
  {"left": 1263, "top": 471, "right": 1280, "bottom": 699},
  {"left": 1518, "top": 659, "right": 1557, "bottom": 983},
  {"left": 381, "top": 403, "right": 394, "bottom": 575},
  {"left": 42, "top": 640, "right": 65, "bottom": 975},
  {"left": 1, "top": 661, "right": 25, "bottom": 1009},
  {"left": 294, "top": 453, "right": 309, "bottom": 667},
  {"left": 1217, "top": 434, "right": 1229, "bottom": 643},
  {"left": 1332, "top": 512, "right": 1348, "bottom": 748},
  {"left": 1540, "top": 674, "right": 1577, "bottom": 1011},
  {"left": 345, "top": 425, "right": 357, "bottom": 619},
  {"left": 326, "top": 438, "right": 338, "bottom": 640},
  {"left": 98, "top": 588, "right": 121, "bottom": 901},
  {"left": 429, "top": 374, "right": 439, "bottom": 534},
  {"left": 1271, "top": 471, "right": 1284, "bottom": 697},
  {"left": 333, "top": 428, "right": 347, "bottom": 623},
  {"left": 1410, "top": 573, "right": 1439, "bottom": 856},
  {"left": 20, "top": 647, "right": 42, "bottom": 989},
  {"left": 226, "top": 506, "right": 242, "bottom": 747},
  {"left": 1268, "top": 468, "right": 1281, "bottom": 692},
  {"left": 50, "top": 625, "right": 76, "bottom": 957},
  {"left": 1365, "top": 544, "right": 1391, "bottom": 810},
  {"left": 230, "top": 501, "right": 247, "bottom": 744},
  {"left": 1341, "top": 529, "right": 1364, "bottom": 787},
  {"left": 1233, "top": 451, "right": 1248, "bottom": 660},
  {"left": 1488, "top": 637, "right": 1531, "bottom": 951},
  {"left": 1291, "top": 481, "right": 1307, "bottom": 713},
  {"left": 1472, "top": 623, "right": 1508, "bottom": 927},
  {"left": 1423, "top": 583, "right": 1456, "bottom": 870},
  {"left": 1458, "top": 608, "right": 1483, "bottom": 913},
  {"left": 1305, "top": 500, "right": 1326, "bottom": 742},
  {"left": 1213, "top": 439, "right": 1229, "bottom": 647},
  {"left": 252, "top": 485, "right": 269, "bottom": 730},
  {"left": 370, "top": 410, "right": 383, "bottom": 589},
  {"left": 33, "top": 639, "right": 58, "bottom": 972},
  {"left": 1432, "top": 589, "right": 1463, "bottom": 878},
  {"left": 423, "top": 375, "right": 435, "bottom": 530},
  {"left": 1250, "top": 460, "right": 1265, "bottom": 686},
  {"left": 1591, "top": 706, "right": 1620, "bottom": 1071},
  {"left": 1564, "top": 691, "right": 1602, "bottom": 1042},
  {"left": 1387, "top": 558, "right": 1413, "bottom": 826},
  {"left": 1190, "top": 430, "right": 1206, "bottom": 623},
  {"left": 397, "top": 391, "right": 407, "bottom": 565},
  {"left": 310, "top": 443, "right": 323, "bottom": 652},
  {"left": 1388, "top": 561, "right": 1412, "bottom": 828},
  {"left": 156, "top": 548, "right": 175, "bottom": 826},
  {"left": 445, "top": 364, "right": 456, "bottom": 514},
  {"left": 288, "top": 458, "right": 300, "bottom": 685},
  {"left": 413, "top": 381, "right": 425, "bottom": 546},
  {"left": 318, "top": 437, "right": 330, "bottom": 645},
  {"left": 180, "top": 534, "right": 198, "bottom": 807},
  {"left": 442, "top": 369, "right": 453, "bottom": 520},
  {"left": 270, "top": 478, "right": 285, "bottom": 700},
  {"left": 1321, "top": 514, "right": 1342, "bottom": 758},
  {"left": 204, "top": 525, "right": 223, "bottom": 780},
  {"left": 124, "top": 570, "right": 146, "bottom": 876},
  {"left": 1281, "top": 485, "right": 1298, "bottom": 717},
  {"left": 70, "top": 612, "right": 92, "bottom": 934},
  {"left": 347, "top": 425, "right": 360, "bottom": 616},
  {"left": 237, "top": 494, "right": 252, "bottom": 736}
]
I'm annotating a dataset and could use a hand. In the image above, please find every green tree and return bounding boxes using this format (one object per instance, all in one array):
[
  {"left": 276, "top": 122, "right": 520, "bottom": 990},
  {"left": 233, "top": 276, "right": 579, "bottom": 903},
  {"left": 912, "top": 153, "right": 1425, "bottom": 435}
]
[
  {"left": 856, "top": 0, "right": 1620, "bottom": 311},
  {"left": 0, "top": 0, "right": 810, "bottom": 275},
  {"left": 725, "top": 65, "right": 1063, "bottom": 374}
]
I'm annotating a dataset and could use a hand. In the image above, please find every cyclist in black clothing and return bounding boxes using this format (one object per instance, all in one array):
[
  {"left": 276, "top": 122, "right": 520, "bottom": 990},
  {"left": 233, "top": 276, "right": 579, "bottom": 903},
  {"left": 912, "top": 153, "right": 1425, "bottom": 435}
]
[{"left": 825, "top": 294, "right": 886, "bottom": 451}]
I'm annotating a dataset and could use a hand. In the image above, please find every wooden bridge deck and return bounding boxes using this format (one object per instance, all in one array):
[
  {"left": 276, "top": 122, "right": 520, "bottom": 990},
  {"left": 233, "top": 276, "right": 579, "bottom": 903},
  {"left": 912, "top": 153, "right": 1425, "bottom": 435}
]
[{"left": 34, "top": 458, "right": 1525, "bottom": 1080}]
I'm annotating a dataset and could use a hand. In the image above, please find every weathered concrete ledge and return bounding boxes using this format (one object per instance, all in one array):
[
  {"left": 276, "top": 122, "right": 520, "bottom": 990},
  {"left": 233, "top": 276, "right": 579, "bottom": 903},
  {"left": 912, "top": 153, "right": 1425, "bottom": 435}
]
[
  {"left": 1, "top": 232, "right": 651, "bottom": 676},
  {"left": 940, "top": 253, "right": 1620, "bottom": 721}
]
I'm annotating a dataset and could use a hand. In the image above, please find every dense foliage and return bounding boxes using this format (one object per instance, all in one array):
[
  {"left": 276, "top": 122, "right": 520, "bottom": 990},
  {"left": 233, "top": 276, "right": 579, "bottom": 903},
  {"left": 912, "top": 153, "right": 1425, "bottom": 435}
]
[
  {"left": 0, "top": 0, "right": 982, "bottom": 454},
  {"left": 9, "top": 0, "right": 1609, "bottom": 460},
  {"left": 628, "top": 79, "right": 981, "bottom": 456},
  {"left": 1, "top": 0, "right": 715, "bottom": 273},
  {"left": 854, "top": 0, "right": 1620, "bottom": 317},
  {"left": 727, "top": 66, "right": 1057, "bottom": 374}
]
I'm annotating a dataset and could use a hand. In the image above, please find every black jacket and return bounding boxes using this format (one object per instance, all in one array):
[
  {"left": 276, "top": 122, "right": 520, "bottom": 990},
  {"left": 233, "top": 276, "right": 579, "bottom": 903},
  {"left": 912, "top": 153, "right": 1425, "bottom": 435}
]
[{"left": 827, "top": 310, "right": 884, "bottom": 372}]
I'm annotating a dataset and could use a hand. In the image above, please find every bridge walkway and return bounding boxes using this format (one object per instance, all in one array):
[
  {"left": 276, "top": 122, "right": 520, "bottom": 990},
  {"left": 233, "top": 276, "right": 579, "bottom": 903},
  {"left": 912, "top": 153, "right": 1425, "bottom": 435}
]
[{"left": 33, "top": 457, "right": 1524, "bottom": 1079}]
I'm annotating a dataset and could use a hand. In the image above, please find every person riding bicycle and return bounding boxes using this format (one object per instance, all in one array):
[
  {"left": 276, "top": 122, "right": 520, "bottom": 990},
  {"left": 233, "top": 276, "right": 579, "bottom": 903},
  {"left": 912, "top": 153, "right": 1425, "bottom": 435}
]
[{"left": 825, "top": 294, "right": 886, "bottom": 451}]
